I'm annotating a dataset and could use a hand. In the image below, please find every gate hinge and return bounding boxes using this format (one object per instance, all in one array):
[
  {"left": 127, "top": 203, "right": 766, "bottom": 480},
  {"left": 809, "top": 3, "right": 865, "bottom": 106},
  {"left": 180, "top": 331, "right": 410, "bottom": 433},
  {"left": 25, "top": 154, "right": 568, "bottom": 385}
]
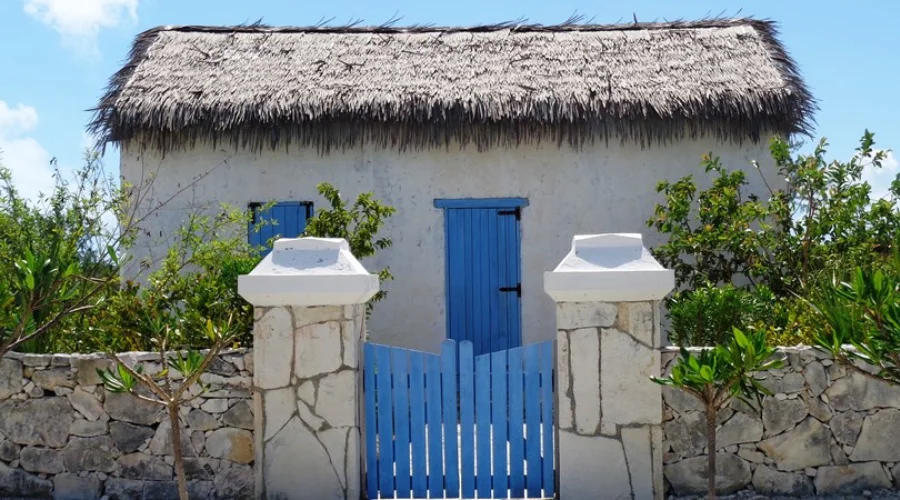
[
  {"left": 499, "top": 283, "right": 522, "bottom": 297},
  {"left": 498, "top": 207, "right": 521, "bottom": 220}
]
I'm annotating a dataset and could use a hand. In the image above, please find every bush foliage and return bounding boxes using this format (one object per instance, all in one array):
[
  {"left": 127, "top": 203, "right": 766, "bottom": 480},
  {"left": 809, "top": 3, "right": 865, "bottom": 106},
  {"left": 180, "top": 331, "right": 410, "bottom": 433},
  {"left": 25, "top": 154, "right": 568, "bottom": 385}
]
[
  {"left": 0, "top": 151, "right": 395, "bottom": 353},
  {"left": 649, "top": 132, "right": 900, "bottom": 346},
  {"left": 0, "top": 155, "right": 132, "bottom": 355}
]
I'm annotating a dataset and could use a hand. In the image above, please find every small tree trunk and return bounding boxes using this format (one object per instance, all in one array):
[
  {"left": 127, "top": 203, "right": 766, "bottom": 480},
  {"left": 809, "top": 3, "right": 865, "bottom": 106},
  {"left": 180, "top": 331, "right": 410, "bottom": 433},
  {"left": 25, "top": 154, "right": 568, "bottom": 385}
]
[
  {"left": 168, "top": 404, "right": 190, "bottom": 500},
  {"left": 705, "top": 403, "right": 718, "bottom": 500}
]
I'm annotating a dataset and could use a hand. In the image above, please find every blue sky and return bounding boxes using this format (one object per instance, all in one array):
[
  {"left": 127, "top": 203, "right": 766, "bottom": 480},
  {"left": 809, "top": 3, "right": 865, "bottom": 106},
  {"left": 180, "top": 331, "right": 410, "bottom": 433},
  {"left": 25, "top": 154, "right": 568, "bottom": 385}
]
[{"left": 0, "top": 0, "right": 897, "bottom": 201}]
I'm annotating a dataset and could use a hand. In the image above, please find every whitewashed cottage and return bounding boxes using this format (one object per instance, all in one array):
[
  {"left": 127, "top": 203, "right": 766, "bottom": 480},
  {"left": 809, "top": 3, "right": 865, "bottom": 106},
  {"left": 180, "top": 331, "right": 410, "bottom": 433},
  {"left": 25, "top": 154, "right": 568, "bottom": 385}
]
[{"left": 91, "top": 19, "right": 813, "bottom": 353}]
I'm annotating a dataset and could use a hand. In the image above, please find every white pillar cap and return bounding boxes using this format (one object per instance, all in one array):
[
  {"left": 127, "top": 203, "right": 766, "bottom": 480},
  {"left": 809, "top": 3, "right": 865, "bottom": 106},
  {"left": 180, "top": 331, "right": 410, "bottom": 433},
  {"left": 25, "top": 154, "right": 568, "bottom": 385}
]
[
  {"left": 238, "top": 237, "right": 380, "bottom": 306},
  {"left": 544, "top": 233, "right": 674, "bottom": 302}
]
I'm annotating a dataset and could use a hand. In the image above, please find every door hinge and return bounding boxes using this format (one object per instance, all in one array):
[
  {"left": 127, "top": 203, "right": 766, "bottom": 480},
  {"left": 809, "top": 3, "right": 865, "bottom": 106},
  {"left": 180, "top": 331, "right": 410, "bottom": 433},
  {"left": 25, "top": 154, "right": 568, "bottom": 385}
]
[
  {"left": 498, "top": 207, "right": 521, "bottom": 220},
  {"left": 499, "top": 283, "right": 522, "bottom": 297}
]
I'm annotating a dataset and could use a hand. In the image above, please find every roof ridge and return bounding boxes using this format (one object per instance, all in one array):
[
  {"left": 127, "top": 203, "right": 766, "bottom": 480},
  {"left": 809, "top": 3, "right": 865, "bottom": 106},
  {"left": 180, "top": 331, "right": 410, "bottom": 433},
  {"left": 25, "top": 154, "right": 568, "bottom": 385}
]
[{"left": 145, "top": 17, "right": 768, "bottom": 36}]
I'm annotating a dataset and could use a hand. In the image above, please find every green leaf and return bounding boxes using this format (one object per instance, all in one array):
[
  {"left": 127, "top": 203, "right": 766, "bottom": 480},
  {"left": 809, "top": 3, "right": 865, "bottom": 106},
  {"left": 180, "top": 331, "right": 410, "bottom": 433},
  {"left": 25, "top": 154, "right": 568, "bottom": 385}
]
[
  {"left": 107, "top": 245, "right": 119, "bottom": 266},
  {"left": 733, "top": 327, "right": 750, "bottom": 349}
]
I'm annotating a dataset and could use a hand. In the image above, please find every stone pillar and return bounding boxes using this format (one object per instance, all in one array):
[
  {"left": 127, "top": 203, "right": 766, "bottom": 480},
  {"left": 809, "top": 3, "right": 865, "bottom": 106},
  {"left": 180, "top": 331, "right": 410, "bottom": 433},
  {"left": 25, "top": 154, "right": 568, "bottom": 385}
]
[
  {"left": 544, "top": 234, "right": 674, "bottom": 500},
  {"left": 239, "top": 238, "right": 379, "bottom": 500}
]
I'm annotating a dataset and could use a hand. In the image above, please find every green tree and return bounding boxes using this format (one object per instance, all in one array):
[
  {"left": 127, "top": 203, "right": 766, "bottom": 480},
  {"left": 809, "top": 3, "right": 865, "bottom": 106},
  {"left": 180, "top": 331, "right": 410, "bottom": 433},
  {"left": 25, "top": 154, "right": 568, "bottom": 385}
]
[
  {"left": 648, "top": 132, "right": 899, "bottom": 346},
  {"left": 648, "top": 132, "right": 898, "bottom": 296},
  {"left": 652, "top": 329, "right": 781, "bottom": 499},
  {"left": 303, "top": 182, "right": 395, "bottom": 310},
  {"left": 97, "top": 315, "right": 240, "bottom": 500}
]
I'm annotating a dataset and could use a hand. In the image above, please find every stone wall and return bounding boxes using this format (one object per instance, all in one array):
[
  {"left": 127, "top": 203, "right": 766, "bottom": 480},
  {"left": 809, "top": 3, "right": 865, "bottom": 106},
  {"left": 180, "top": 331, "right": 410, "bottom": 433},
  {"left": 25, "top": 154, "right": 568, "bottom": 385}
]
[
  {"left": 253, "top": 304, "right": 364, "bottom": 500},
  {"left": 0, "top": 350, "right": 254, "bottom": 499},
  {"left": 662, "top": 347, "right": 900, "bottom": 497}
]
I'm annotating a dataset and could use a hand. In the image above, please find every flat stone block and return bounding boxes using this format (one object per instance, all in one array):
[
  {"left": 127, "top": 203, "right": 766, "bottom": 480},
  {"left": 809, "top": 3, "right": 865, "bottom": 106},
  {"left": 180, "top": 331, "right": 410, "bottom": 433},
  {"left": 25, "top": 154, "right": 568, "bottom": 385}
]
[
  {"left": 758, "top": 417, "right": 831, "bottom": 471},
  {"left": 814, "top": 462, "right": 892, "bottom": 494},
  {"left": 316, "top": 370, "right": 357, "bottom": 428},
  {"left": 601, "top": 329, "right": 661, "bottom": 427},
  {"left": 557, "top": 302, "right": 617, "bottom": 330},
  {"left": 559, "top": 430, "right": 631, "bottom": 500},
  {"left": 618, "top": 301, "right": 656, "bottom": 347},
  {"left": 263, "top": 387, "right": 295, "bottom": 441},
  {"left": 264, "top": 416, "right": 344, "bottom": 499},
  {"left": 569, "top": 328, "right": 600, "bottom": 434},
  {"left": 254, "top": 307, "right": 294, "bottom": 389},
  {"left": 295, "top": 321, "right": 342, "bottom": 380},
  {"left": 556, "top": 331, "right": 573, "bottom": 431},
  {"left": 622, "top": 426, "right": 654, "bottom": 500},
  {"left": 664, "top": 453, "right": 750, "bottom": 496}
]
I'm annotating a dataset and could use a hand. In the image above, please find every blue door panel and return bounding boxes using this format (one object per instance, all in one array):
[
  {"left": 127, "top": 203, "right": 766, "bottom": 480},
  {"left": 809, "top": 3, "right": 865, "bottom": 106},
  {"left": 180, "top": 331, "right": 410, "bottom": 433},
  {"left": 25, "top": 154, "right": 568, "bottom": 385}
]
[
  {"left": 248, "top": 202, "right": 312, "bottom": 255},
  {"left": 445, "top": 204, "right": 522, "bottom": 356}
]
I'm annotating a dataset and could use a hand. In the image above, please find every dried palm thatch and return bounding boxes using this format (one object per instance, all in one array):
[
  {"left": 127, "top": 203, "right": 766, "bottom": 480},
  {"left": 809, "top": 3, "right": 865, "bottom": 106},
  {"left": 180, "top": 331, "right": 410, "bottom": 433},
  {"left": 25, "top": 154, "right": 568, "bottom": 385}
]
[{"left": 90, "top": 18, "right": 815, "bottom": 153}]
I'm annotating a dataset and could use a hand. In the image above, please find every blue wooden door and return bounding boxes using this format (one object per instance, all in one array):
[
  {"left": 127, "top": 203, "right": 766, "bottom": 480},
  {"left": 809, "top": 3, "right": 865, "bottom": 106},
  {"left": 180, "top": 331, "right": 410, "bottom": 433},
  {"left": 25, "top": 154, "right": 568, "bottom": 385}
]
[
  {"left": 442, "top": 201, "right": 523, "bottom": 356},
  {"left": 248, "top": 201, "right": 312, "bottom": 255}
]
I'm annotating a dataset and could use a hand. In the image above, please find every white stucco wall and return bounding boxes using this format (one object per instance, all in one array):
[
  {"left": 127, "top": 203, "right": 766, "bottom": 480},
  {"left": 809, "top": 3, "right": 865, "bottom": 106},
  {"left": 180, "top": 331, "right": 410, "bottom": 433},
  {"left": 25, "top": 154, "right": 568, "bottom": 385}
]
[{"left": 121, "top": 137, "right": 776, "bottom": 353}]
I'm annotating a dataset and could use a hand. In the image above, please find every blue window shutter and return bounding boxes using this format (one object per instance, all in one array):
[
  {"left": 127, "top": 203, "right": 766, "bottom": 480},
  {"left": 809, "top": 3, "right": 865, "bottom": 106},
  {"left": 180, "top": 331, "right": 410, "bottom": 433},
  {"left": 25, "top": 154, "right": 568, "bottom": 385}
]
[{"left": 248, "top": 201, "right": 313, "bottom": 255}]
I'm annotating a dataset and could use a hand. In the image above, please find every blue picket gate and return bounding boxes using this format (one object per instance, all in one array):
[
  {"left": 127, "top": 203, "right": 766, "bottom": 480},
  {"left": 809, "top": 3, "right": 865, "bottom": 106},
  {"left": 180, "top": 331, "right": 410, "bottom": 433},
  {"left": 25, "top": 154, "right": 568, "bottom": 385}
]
[{"left": 363, "top": 339, "right": 555, "bottom": 499}]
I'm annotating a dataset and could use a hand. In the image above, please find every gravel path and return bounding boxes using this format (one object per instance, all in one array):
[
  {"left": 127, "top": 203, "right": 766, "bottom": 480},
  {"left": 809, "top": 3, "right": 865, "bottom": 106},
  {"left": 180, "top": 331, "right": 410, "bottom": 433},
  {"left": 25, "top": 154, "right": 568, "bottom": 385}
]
[{"left": 673, "top": 489, "right": 900, "bottom": 500}]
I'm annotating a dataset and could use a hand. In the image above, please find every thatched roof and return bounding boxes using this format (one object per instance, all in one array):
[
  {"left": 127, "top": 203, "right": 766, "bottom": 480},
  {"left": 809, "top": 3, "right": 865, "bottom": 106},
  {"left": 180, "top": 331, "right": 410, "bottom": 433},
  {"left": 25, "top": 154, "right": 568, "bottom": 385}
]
[{"left": 91, "top": 19, "right": 815, "bottom": 152}]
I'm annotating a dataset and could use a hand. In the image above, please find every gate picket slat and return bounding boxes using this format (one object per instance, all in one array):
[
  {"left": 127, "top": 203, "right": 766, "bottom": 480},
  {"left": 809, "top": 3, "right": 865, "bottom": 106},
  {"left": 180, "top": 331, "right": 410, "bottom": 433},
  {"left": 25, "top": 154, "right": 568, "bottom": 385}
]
[
  {"left": 459, "top": 341, "right": 476, "bottom": 498},
  {"left": 508, "top": 346, "right": 525, "bottom": 496},
  {"left": 441, "top": 341, "right": 460, "bottom": 497},
  {"left": 392, "top": 349, "right": 411, "bottom": 497},
  {"left": 363, "top": 339, "right": 555, "bottom": 500},
  {"left": 376, "top": 346, "right": 395, "bottom": 497},
  {"left": 364, "top": 343, "right": 378, "bottom": 499},
  {"left": 409, "top": 352, "right": 428, "bottom": 498},
  {"left": 541, "top": 341, "right": 556, "bottom": 497},
  {"left": 524, "top": 344, "right": 542, "bottom": 497},
  {"left": 426, "top": 354, "right": 444, "bottom": 498},
  {"left": 491, "top": 350, "right": 509, "bottom": 498},
  {"left": 475, "top": 353, "right": 492, "bottom": 498}
]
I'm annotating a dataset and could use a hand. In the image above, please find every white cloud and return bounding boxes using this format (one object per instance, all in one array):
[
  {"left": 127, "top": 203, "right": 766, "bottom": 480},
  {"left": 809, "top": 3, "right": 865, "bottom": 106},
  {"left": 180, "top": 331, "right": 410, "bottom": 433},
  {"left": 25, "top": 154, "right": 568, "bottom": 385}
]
[
  {"left": 861, "top": 150, "right": 899, "bottom": 201},
  {"left": 24, "top": 0, "right": 138, "bottom": 55},
  {"left": 0, "top": 101, "right": 56, "bottom": 202}
]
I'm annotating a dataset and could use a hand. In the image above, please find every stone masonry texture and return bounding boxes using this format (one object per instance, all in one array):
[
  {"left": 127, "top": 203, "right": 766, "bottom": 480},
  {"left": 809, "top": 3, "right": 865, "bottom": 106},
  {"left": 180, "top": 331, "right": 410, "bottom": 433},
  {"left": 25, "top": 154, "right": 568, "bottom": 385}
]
[
  {"left": 556, "top": 301, "right": 664, "bottom": 500},
  {"left": 255, "top": 304, "right": 364, "bottom": 500},
  {"left": 0, "top": 350, "right": 253, "bottom": 499},
  {"left": 662, "top": 347, "right": 900, "bottom": 497},
  {"left": 6, "top": 326, "right": 900, "bottom": 498}
]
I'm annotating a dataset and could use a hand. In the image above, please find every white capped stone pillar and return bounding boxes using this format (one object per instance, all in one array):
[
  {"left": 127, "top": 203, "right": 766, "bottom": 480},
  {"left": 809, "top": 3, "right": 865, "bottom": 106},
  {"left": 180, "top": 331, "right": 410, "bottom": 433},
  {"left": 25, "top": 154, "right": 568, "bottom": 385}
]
[
  {"left": 544, "top": 234, "right": 674, "bottom": 500},
  {"left": 239, "top": 238, "right": 379, "bottom": 500}
]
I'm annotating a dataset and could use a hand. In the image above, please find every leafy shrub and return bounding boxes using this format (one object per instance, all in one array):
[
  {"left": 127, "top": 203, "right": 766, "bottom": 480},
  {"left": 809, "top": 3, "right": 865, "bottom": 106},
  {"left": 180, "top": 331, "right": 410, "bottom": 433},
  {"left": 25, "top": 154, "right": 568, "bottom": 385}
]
[
  {"left": 667, "top": 284, "right": 772, "bottom": 346},
  {"left": 0, "top": 154, "right": 131, "bottom": 355},
  {"left": 88, "top": 207, "right": 260, "bottom": 352},
  {"left": 650, "top": 132, "right": 898, "bottom": 294},
  {"left": 668, "top": 284, "right": 821, "bottom": 347},
  {"left": 649, "top": 132, "right": 900, "bottom": 345},
  {"left": 812, "top": 261, "right": 900, "bottom": 384}
]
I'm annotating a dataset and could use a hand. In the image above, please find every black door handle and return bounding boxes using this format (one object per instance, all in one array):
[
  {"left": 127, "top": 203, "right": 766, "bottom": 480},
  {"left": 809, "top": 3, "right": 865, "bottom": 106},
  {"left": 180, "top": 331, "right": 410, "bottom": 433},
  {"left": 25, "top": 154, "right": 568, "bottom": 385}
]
[{"left": 499, "top": 284, "right": 521, "bottom": 297}]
